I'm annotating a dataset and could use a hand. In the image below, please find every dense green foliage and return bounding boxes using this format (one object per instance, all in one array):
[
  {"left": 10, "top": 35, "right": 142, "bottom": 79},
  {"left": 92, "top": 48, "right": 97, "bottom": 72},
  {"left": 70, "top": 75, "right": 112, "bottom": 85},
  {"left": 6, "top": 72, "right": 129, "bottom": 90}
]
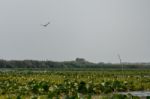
[{"left": 0, "top": 70, "right": 150, "bottom": 98}]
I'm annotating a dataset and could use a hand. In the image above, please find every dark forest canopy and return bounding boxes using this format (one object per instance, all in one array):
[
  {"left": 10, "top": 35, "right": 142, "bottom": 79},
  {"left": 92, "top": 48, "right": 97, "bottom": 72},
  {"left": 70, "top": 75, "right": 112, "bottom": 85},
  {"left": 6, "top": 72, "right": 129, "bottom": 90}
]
[{"left": 0, "top": 58, "right": 150, "bottom": 69}]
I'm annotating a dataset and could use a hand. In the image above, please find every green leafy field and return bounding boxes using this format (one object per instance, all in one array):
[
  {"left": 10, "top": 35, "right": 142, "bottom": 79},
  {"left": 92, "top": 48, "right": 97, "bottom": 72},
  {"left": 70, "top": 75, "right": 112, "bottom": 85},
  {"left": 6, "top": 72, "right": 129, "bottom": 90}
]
[{"left": 0, "top": 70, "right": 150, "bottom": 99}]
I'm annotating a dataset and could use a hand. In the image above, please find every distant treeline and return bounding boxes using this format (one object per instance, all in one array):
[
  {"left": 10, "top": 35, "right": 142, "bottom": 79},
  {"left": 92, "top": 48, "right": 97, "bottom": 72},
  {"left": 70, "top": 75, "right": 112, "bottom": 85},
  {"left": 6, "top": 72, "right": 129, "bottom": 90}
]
[{"left": 0, "top": 58, "right": 150, "bottom": 69}]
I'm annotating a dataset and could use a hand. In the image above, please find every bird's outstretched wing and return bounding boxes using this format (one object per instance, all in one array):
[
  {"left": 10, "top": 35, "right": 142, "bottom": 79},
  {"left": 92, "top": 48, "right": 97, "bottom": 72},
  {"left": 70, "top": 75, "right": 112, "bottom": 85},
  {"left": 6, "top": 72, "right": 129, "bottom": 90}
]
[{"left": 42, "top": 22, "right": 50, "bottom": 27}]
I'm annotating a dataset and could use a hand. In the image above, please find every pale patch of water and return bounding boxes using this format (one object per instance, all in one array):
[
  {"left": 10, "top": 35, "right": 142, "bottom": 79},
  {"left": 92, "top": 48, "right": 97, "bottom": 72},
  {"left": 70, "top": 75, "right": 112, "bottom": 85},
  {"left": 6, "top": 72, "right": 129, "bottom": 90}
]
[{"left": 118, "top": 91, "right": 150, "bottom": 97}]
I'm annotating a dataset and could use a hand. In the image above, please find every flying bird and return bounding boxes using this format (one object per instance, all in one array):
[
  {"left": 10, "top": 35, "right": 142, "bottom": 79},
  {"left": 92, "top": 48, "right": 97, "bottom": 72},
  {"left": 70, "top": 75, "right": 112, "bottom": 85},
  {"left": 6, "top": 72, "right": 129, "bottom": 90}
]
[{"left": 41, "top": 22, "right": 50, "bottom": 27}]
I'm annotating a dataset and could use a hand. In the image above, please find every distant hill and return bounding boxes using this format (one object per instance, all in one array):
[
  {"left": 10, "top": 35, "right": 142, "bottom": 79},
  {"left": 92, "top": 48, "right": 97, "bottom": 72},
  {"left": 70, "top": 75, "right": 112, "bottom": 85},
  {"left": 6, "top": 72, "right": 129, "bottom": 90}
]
[{"left": 0, "top": 58, "right": 150, "bottom": 69}]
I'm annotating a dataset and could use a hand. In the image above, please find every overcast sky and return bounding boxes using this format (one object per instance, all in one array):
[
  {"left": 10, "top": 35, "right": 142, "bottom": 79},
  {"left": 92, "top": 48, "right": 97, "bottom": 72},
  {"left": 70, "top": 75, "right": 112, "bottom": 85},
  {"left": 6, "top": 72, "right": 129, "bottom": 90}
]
[{"left": 0, "top": 0, "right": 150, "bottom": 63}]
